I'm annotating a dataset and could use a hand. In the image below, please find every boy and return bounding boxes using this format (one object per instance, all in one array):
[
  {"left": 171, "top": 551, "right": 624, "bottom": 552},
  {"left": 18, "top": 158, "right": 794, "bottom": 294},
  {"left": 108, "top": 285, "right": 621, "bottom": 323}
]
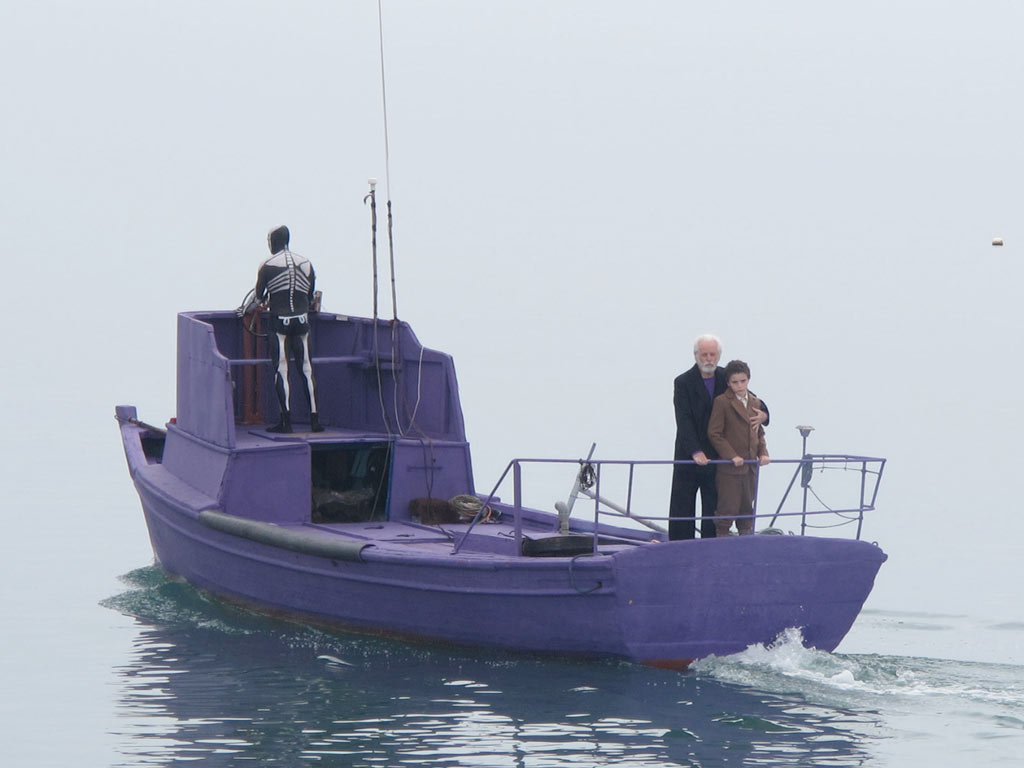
[{"left": 706, "top": 360, "right": 770, "bottom": 536}]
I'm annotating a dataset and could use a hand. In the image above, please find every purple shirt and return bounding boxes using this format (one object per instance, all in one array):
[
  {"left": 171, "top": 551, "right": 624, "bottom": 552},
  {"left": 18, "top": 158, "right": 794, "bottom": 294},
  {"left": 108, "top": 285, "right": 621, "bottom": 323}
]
[{"left": 703, "top": 375, "right": 716, "bottom": 400}]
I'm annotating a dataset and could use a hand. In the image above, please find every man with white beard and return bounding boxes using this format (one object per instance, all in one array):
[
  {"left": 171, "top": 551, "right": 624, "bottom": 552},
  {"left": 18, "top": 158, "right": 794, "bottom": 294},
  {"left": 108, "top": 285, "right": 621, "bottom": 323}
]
[{"left": 668, "top": 335, "right": 768, "bottom": 539}]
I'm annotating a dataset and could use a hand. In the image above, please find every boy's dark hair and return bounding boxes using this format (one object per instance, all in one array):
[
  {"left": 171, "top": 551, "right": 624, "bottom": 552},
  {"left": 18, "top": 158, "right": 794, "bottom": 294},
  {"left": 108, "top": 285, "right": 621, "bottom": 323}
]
[{"left": 723, "top": 359, "right": 751, "bottom": 380}]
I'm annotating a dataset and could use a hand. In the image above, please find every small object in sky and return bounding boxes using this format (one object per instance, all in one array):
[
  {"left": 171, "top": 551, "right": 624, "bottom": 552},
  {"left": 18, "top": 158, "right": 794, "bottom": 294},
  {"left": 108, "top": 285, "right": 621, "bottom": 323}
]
[{"left": 993, "top": 238, "right": 1004, "bottom": 246}]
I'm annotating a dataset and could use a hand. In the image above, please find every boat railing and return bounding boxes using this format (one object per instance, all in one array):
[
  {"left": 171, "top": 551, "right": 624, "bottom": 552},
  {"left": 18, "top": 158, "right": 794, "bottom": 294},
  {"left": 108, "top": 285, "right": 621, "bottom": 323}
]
[{"left": 454, "top": 453, "right": 886, "bottom": 555}]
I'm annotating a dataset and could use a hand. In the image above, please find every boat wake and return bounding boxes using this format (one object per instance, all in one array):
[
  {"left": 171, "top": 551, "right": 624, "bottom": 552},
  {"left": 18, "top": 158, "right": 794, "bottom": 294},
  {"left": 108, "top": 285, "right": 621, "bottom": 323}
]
[
  {"left": 102, "top": 565, "right": 469, "bottom": 663},
  {"left": 691, "top": 627, "right": 1024, "bottom": 714},
  {"left": 101, "top": 566, "right": 260, "bottom": 636}
]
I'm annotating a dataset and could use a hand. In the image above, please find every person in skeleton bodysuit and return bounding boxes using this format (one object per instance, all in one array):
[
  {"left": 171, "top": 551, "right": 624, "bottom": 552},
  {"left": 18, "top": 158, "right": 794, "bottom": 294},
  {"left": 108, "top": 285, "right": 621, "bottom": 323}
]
[{"left": 247, "top": 225, "right": 324, "bottom": 433}]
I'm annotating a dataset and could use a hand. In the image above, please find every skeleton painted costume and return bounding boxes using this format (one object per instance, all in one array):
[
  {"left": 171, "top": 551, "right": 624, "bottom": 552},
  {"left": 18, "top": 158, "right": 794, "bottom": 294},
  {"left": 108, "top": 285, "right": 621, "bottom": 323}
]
[{"left": 248, "top": 225, "right": 323, "bottom": 433}]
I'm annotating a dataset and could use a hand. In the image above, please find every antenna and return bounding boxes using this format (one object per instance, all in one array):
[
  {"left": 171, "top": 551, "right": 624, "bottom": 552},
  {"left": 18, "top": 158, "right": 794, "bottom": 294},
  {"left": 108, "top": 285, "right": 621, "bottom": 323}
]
[{"left": 376, "top": 0, "right": 398, "bottom": 321}]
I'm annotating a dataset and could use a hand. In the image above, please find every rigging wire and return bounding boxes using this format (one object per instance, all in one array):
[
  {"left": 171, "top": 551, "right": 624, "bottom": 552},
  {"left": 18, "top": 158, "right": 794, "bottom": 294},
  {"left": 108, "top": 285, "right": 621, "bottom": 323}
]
[
  {"left": 375, "top": 0, "right": 408, "bottom": 436},
  {"left": 375, "top": 0, "right": 398, "bottom": 321},
  {"left": 365, "top": 180, "right": 393, "bottom": 438},
  {"left": 372, "top": 1, "right": 427, "bottom": 443},
  {"left": 376, "top": 0, "right": 393, "bottom": 219},
  {"left": 366, "top": 180, "right": 379, "bottom": 322}
]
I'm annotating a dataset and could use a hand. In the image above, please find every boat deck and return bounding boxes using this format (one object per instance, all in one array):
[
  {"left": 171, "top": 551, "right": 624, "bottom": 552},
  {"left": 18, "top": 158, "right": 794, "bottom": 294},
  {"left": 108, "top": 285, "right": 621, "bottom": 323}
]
[
  {"left": 269, "top": 516, "right": 643, "bottom": 560},
  {"left": 234, "top": 423, "right": 438, "bottom": 447}
]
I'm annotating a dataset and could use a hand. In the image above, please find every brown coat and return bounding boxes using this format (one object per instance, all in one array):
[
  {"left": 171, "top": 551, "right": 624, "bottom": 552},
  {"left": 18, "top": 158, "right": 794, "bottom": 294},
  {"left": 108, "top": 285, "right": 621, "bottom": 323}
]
[{"left": 707, "top": 390, "right": 768, "bottom": 475}]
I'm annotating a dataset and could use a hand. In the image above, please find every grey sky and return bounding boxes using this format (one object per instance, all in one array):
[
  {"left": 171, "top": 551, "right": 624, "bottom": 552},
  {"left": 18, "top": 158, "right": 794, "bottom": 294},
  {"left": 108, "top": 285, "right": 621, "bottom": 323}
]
[{"left": 4, "top": 1, "right": 1023, "bottom": 622}]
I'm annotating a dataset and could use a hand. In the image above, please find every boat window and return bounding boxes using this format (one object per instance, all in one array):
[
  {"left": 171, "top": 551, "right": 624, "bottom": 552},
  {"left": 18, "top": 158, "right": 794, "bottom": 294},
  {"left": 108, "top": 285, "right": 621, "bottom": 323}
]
[{"left": 311, "top": 443, "right": 391, "bottom": 524}]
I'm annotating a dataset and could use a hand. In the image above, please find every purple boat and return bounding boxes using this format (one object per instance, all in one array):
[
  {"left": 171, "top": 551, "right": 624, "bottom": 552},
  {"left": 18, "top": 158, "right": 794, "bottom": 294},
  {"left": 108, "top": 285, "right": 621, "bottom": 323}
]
[{"left": 116, "top": 309, "right": 887, "bottom": 668}]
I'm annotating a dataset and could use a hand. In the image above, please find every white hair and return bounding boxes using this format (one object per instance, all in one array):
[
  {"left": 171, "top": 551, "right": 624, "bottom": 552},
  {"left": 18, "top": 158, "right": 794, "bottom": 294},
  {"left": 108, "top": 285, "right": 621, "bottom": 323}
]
[{"left": 692, "top": 334, "right": 722, "bottom": 356}]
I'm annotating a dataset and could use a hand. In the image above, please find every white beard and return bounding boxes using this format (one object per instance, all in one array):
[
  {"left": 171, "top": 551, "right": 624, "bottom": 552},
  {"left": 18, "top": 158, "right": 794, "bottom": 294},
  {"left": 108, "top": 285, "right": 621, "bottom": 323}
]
[{"left": 698, "top": 361, "right": 718, "bottom": 375}]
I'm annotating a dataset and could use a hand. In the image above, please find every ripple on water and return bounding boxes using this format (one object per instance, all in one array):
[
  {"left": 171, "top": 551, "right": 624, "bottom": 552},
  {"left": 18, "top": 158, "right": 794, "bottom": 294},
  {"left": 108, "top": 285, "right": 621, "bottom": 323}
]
[{"left": 102, "top": 568, "right": 1024, "bottom": 767}]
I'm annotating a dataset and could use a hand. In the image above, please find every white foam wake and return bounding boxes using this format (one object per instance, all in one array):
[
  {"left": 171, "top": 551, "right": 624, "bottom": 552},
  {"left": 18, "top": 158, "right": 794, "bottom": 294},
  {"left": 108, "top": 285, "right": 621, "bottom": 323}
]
[{"left": 691, "top": 627, "right": 1024, "bottom": 711}]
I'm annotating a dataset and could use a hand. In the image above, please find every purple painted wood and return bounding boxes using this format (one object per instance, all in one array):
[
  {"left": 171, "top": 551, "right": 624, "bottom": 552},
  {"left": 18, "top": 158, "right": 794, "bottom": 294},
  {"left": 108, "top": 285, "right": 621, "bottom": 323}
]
[{"left": 115, "top": 310, "right": 887, "bottom": 667}]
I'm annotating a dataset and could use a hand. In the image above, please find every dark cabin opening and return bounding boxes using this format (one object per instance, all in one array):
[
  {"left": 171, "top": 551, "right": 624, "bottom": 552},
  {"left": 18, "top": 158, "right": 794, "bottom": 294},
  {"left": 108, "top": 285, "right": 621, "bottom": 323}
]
[
  {"left": 141, "top": 435, "right": 165, "bottom": 463},
  {"left": 311, "top": 443, "right": 391, "bottom": 524}
]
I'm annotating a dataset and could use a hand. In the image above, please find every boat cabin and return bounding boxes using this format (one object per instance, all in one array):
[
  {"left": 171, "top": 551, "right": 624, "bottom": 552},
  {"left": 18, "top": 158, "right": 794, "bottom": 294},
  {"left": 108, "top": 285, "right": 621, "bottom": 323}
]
[{"left": 163, "top": 310, "right": 474, "bottom": 525}]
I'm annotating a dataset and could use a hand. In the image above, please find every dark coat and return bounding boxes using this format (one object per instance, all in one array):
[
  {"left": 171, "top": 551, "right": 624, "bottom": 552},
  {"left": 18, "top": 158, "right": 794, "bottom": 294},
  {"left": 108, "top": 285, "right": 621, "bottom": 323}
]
[{"left": 673, "top": 364, "right": 726, "bottom": 461}]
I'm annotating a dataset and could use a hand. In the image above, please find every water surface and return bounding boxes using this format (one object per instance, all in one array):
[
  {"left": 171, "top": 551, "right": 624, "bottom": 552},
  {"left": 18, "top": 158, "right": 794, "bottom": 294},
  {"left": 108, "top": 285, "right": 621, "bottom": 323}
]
[{"left": 99, "top": 568, "right": 1024, "bottom": 766}]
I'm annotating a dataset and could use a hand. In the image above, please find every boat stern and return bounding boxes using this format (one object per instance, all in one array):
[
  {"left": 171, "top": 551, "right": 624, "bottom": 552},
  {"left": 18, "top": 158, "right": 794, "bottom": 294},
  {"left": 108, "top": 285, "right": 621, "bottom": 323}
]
[{"left": 115, "top": 405, "right": 167, "bottom": 477}]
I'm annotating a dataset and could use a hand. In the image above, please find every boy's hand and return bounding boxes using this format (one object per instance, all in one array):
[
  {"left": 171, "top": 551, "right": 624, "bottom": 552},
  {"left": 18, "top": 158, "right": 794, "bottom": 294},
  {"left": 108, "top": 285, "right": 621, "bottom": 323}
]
[
  {"left": 732, "top": 456, "right": 745, "bottom": 467},
  {"left": 758, "top": 455, "right": 770, "bottom": 466}
]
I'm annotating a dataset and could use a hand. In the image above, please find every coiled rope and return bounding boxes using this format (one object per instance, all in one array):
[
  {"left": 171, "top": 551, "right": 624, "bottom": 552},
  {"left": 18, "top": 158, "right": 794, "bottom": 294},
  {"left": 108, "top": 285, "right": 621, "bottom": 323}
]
[{"left": 450, "top": 494, "right": 497, "bottom": 523}]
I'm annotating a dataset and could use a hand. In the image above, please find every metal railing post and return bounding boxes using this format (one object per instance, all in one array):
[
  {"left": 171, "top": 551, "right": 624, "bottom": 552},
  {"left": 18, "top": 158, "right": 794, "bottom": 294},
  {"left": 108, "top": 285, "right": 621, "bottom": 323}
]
[
  {"left": 513, "top": 460, "right": 523, "bottom": 555},
  {"left": 797, "top": 426, "right": 815, "bottom": 537},
  {"left": 856, "top": 460, "right": 867, "bottom": 540},
  {"left": 752, "top": 462, "right": 760, "bottom": 532},
  {"left": 801, "top": 473, "right": 809, "bottom": 536},
  {"left": 626, "top": 462, "right": 635, "bottom": 518}
]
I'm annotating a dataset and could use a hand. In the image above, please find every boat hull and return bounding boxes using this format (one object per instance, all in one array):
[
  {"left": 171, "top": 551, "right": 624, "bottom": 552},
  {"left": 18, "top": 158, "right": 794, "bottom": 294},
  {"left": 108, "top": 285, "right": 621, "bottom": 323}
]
[
  {"left": 611, "top": 534, "right": 886, "bottom": 664},
  {"left": 132, "top": 471, "right": 886, "bottom": 666},
  {"left": 137, "top": 480, "right": 622, "bottom": 653}
]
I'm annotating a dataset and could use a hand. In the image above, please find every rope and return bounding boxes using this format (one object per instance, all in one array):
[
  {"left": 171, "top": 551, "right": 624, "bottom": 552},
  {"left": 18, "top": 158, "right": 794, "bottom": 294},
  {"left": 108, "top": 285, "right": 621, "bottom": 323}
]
[
  {"left": 387, "top": 201, "right": 398, "bottom": 321},
  {"left": 368, "top": 186, "right": 379, "bottom": 321},
  {"left": 236, "top": 289, "right": 269, "bottom": 338},
  {"left": 568, "top": 553, "right": 603, "bottom": 594},
  {"left": 405, "top": 340, "right": 426, "bottom": 428},
  {"left": 450, "top": 494, "right": 497, "bottom": 523},
  {"left": 807, "top": 484, "right": 834, "bottom": 512},
  {"left": 419, "top": 436, "right": 435, "bottom": 499},
  {"left": 392, "top": 321, "right": 403, "bottom": 436}
]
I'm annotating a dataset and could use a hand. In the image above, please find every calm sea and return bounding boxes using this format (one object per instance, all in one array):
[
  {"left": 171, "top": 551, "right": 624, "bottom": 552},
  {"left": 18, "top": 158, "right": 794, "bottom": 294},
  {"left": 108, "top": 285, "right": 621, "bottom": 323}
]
[{"left": 40, "top": 566, "right": 1010, "bottom": 767}]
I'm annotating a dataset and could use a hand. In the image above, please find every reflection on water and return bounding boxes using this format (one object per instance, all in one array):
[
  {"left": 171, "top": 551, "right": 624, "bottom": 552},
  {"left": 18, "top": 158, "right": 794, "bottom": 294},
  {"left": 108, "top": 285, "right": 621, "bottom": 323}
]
[{"left": 103, "top": 567, "right": 887, "bottom": 767}]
